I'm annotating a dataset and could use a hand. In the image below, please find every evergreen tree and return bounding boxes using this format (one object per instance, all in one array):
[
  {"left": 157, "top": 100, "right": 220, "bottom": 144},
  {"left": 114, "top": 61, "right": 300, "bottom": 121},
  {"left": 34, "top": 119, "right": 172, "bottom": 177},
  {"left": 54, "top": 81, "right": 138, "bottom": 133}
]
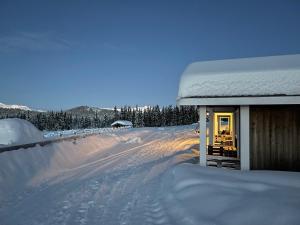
[
  {"left": 135, "top": 109, "right": 144, "bottom": 127},
  {"left": 94, "top": 112, "right": 101, "bottom": 128},
  {"left": 120, "top": 107, "right": 125, "bottom": 120},
  {"left": 103, "top": 114, "right": 109, "bottom": 127},
  {"left": 83, "top": 116, "right": 91, "bottom": 128},
  {"left": 161, "top": 107, "right": 166, "bottom": 127},
  {"left": 131, "top": 109, "right": 136, "bottom": 127},
  {"left": 153, "top": 105, "right": 161, "bottom": 127},
  {"left": 113, "top": 106, "right": 119, "bottom": 121}
]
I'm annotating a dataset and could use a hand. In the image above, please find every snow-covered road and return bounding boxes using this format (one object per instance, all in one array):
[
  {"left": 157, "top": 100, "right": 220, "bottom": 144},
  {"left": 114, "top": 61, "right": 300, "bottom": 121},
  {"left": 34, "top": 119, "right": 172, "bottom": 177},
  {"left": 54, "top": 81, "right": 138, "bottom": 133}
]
[{"left": 0, "top": 126, "right": 199, "bottom": 225}]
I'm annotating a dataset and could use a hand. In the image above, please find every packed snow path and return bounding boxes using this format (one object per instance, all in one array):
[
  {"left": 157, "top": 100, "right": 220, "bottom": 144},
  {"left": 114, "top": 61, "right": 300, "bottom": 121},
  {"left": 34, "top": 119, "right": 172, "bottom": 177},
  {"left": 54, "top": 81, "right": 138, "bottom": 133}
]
[{"left": 0, "top": 126, "right": 198, "bottom": 225}]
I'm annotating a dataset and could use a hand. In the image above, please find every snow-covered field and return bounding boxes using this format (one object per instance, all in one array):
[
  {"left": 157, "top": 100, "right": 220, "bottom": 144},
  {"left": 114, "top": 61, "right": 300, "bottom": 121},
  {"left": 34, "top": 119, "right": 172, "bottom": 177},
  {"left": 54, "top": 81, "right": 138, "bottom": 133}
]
[{"left": 0, "top": 124, "right": 300, "bottom": 225}]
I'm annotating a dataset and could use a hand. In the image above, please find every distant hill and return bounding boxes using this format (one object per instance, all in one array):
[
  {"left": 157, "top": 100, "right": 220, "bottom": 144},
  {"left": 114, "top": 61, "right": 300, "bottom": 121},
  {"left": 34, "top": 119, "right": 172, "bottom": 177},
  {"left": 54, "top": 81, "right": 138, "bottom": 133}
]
[
  {"left": 0, "top": 108, "right": 38, "bottom": 119},
  {"left": 0, "top": 103, "right": 115, "bottom": 120},
  {"left": 0, "top": 102, "right": 32, "bottom": 111},
  {"left": 0, "top": 102, "right": 40, "bottom": 119},
  {"left": 0, "top": 102, "right": 45, "bottom": 112},
  {"left": 65, "top": 106, "right": 114, "bottom": 120},
  {"left": 0, "top": 103, "right": 150, "bottom": 122}
]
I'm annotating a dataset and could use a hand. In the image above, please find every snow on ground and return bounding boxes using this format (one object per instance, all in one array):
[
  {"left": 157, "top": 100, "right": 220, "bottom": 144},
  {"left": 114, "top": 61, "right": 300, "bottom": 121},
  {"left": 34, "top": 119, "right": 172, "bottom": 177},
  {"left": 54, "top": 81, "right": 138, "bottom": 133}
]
[
  {"left": 0, "top": 125, "right": 299, "bottom": 225},
  {"left": 0, "top": 125, "right": 198, "bottom": 225},
  {"left": 162, "top": 164, "right": 300, "bottom": 225},
  {"left": 0, "top": 118, "right": 43, "bottom": 146}
]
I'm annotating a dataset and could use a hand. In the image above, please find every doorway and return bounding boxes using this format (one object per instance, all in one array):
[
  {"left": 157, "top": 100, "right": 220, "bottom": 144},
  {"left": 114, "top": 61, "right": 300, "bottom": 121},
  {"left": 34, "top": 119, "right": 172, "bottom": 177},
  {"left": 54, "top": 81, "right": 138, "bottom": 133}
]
[{"left": 207, "top": 107, "right": 239, "bottom": 158}]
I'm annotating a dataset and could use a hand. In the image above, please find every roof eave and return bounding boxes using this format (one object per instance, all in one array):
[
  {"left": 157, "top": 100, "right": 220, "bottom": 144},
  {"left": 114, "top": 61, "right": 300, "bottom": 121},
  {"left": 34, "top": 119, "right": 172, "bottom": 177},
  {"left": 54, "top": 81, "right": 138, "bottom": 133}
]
[{"left": 177, "top": 95, "right": 300, "bottom": 106}]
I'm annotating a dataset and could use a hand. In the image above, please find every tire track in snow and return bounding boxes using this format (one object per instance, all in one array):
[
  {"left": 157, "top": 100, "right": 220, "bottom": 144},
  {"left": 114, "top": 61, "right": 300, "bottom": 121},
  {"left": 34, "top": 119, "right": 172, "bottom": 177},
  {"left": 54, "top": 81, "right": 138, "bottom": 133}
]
[
  {"left": 144, "top": 198, "right": 170, "bottom": 225},
  {"left": 54, "top": 132, "right": 173, "bottom": 174}
]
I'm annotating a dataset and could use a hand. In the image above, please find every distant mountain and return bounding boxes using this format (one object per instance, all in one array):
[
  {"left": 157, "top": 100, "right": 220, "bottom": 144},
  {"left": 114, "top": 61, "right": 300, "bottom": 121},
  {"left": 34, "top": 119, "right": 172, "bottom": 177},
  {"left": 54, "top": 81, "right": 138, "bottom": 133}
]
[
  {"left": 0, "top": 102, "right": 32, "bottom": 111},
  {"left": 0, "top": 102, "right": 151, "bottom": 113},
  {"left": 0, "top": 103, "right": 45, "bottom": 120},
  {"left": 66, "top": 106, "right": 115, "bottom": 120},
  {"left": 0, "top": 102, "right": 46, "bottom": 112},
  {"left": 0, "top": 102, "right": 151, "bottom": 121},
  {"left": 0, "top": 104, "right": 115, "bottom": 122},
  {"left": 66, "top": 105, "right": 115, "bottom": 113}
]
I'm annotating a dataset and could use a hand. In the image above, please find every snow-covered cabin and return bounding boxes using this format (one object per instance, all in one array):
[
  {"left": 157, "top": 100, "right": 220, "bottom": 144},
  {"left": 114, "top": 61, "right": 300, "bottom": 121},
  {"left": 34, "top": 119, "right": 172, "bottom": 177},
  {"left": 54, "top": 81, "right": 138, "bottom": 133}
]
[
  {"left": 177, "top": 54, "right": 300, "bottom": 171},
  {"left": 111, "top": 120, "right": 133, "bottom": 128}
]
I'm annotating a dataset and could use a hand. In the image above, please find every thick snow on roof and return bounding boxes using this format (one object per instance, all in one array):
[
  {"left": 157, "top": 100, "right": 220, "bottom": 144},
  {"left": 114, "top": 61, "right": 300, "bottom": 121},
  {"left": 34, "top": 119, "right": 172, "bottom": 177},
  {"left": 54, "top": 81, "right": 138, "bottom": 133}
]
[
  {"left": 0, "top": 118, "right": 43, "bottom": 146},
  {"left": 178, "top": 54, "right": 300, "bottom": 99},
  {"left": 111, "top": 120, "right": 133, "bottom": 127}
]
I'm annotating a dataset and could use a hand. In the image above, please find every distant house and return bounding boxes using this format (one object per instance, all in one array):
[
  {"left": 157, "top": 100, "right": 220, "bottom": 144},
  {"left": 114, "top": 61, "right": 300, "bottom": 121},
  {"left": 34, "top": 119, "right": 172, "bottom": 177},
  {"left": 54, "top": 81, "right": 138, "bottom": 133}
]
[
  {"left": 111, "top": 120, "right": 133, "bottom": 128},
  {"left": 177, "top": 54, "right": 300, "bottom": 171}
]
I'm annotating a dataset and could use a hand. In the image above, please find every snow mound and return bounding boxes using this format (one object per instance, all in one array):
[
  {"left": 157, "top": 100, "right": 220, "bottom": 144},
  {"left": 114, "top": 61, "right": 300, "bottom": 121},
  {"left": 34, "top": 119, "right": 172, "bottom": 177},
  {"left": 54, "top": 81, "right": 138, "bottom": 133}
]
[
  {"left": 162, "top": 164, "right": 300, "bottom": 225},
  {"left": 0, "top": 118, "right": 43, "bottom": 146},
  {"left": 178, "top": 54, "right": 300, "bottom": 98}
]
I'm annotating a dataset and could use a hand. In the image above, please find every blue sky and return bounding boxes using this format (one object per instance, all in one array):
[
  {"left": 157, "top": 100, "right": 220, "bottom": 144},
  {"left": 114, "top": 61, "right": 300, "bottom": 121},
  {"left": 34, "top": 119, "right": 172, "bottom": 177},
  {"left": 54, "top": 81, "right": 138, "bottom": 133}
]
[{"left": 0, "top": 0, "right": 300, "bottom": 110}]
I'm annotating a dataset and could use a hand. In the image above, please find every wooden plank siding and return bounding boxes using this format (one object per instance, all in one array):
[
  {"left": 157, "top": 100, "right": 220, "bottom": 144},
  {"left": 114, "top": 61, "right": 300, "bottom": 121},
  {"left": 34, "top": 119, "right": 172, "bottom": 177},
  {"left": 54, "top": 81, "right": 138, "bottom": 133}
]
[{"left": 250, "top": 105, "right": 300, "bottom": 171}]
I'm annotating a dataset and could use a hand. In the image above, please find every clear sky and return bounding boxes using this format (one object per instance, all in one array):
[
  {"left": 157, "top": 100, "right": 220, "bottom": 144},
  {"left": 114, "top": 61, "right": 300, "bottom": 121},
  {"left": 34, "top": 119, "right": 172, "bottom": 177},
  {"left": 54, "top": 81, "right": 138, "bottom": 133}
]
[{"left": 0, "top": 0, "right": 300, "bottom": 110}]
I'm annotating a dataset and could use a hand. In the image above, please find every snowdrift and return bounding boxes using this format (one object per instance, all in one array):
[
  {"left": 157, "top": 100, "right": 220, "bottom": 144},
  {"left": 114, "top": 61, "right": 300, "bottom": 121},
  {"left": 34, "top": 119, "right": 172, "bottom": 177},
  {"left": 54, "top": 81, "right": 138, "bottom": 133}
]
[
  {"left": 0, "top": 133, "right": 122, "bottom": 200},
  {"left": 162, "top": 163, "right": 300, "bottom": 225},
  {"left": 0, "top": 118, "right": 43, "bottom": 146}
]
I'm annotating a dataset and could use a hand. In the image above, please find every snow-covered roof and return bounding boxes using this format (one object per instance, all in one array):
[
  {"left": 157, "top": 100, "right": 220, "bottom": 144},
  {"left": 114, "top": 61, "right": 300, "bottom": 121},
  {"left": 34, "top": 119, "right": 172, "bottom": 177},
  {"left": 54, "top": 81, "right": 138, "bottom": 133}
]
[
  {"left": 111, "top": 120, "right": 133, "bottom": 127},
  {"left": 178, "top": 54, "right": 300, "bottom": 100}
]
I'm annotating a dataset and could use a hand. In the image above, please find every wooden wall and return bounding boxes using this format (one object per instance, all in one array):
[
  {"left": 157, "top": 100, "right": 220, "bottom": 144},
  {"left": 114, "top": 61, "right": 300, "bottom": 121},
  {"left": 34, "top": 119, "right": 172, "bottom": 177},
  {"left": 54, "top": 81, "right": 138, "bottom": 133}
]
[{"left": 250, "top": 105, "right": 300, "bottom": 171}]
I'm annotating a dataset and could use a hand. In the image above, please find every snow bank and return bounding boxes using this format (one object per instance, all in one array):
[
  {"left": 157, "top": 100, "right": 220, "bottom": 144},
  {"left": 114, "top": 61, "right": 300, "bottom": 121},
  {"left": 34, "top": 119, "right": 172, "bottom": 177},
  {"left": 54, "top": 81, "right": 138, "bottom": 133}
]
[
  {"left": 0, "top": 118, "right": 43, "bottom": 145},
  {"left": 178, "top": 54, "right": 300, "bottom": 98},
  {"left": 0, "top": 130, "right": 128, "bottom": 200},
  {"left": 162, "top": 163, "right": 300, "bottom": 225},
  {"left": 43, "top": 127, "right": 113, "bottom": 139}
]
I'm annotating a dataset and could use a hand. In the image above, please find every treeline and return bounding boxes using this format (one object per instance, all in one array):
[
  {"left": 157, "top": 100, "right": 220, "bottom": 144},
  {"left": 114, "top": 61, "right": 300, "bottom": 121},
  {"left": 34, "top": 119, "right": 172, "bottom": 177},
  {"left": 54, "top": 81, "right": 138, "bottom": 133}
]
[
  {"left": 1, "top": 105, "right": 198, "bottom": 131},
  {"left": 1, "top": 110, "right": 113, "bottom": 131},
  {"left": 116, "top": 106, "right": 198, "bottom": 127}
]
